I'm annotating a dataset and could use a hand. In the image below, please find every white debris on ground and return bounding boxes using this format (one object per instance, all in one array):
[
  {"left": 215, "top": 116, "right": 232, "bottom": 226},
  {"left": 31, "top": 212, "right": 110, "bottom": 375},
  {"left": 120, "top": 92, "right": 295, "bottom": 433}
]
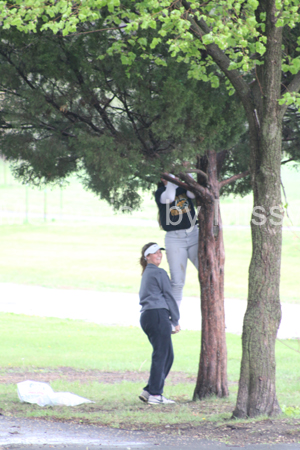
[{"left": 17, "top": 380, "right": 94, "bottom": 407}]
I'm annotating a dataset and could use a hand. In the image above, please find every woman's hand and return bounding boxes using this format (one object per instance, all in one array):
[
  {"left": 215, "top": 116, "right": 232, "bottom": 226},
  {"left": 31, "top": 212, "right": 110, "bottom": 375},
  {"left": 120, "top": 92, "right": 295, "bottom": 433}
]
[
  {"left": 172, "top": 325, "right": 181, "bottom": 334},
  {"left": 161, "top": 173, "right": 176, "bottom": 186}
]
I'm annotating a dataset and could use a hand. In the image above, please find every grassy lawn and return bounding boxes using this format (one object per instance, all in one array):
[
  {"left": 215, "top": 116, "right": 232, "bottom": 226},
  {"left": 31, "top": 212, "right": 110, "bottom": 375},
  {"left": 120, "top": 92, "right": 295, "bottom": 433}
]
[
  {"left": 0, "top": 312, "right": 300, "bottom": 429},
  {"left": 0, "top": 223, "right": 299, "bottom": 302}
]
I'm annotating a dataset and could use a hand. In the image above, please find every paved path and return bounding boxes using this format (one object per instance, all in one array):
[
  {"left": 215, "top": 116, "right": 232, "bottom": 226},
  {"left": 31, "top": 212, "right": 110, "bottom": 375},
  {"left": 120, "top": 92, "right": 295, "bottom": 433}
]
[
  {"left": 0, "top": 282, "right": 299, "bottom": 339},
  {"left": 1, "top": 416, "right": 300, "bottom": 449}
]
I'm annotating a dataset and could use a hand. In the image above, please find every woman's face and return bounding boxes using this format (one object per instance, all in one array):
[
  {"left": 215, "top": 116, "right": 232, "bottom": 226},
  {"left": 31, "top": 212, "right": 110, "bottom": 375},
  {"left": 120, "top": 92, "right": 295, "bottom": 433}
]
[{"left": 147, "top": 249, "right": 162, "bottom": 267}]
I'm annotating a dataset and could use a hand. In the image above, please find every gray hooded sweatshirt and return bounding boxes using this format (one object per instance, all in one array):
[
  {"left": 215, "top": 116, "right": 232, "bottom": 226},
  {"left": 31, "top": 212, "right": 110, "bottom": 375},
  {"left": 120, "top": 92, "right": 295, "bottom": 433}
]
[{"left": 139, "top": 264, "right": 180, "bottom": 327}]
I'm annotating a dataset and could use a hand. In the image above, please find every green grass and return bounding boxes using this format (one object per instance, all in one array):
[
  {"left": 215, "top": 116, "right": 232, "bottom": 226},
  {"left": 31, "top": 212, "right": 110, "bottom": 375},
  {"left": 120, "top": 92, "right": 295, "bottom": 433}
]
[
  {"left": 0, "top": 312, "right": 299, "bottom": 392},
  {"left": 0, "top": 313, "right": 300, "bottom": 427},
  {"left": 0, "top": 223, "right": 299, "bottom": 302},
  {"left": 0, "top": 312, "right": 200, "bottom": 372}
]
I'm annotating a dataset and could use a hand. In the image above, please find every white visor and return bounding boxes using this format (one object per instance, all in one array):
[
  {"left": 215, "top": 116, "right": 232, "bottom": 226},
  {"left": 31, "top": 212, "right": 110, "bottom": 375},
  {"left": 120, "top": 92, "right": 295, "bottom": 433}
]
[{"left": 144, "top": 244, "right": 165, "bottom": 257}]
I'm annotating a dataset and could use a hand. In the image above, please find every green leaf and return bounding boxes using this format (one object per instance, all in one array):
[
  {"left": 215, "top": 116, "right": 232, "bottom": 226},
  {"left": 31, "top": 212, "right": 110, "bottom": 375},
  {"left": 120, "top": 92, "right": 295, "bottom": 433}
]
[
  {"left": 149, "top": 19, "right": 157, "bottom": 29},
  {"left": 209, "top": 75, "right": 219, "bottom": 88},
  {"left": 150, "top": 37, "right": 161, "bottom": 49},
  {"left": 10, "top": 16, "right": 23, "bottom": 26},
  {"left": 121, "top": 51, "right": 136, "bottom": 65},
  {"left": 107, "top": 0, "right": 120, "bottom": 12},
  {"left": 154, "top": 57, "right": 167, "bottom": 66},
  {"left": 255, "top": 41, "right": 266, "bottom": 55},
  {"left": 288, "top": 57, "right": 300, "bottom": 74},
  {"left": 248, "top": 0, "right": 259, "bottom": 9},
  {"left": 202, "top": 33, "right": 214, "bottom": 45},
  {"left": 137, "top": 37, "right": 147, "bottom": 47}
]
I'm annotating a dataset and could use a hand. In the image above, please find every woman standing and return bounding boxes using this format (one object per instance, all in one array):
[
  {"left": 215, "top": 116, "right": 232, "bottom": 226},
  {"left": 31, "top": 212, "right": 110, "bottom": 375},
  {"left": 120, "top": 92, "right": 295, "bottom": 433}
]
[
  {"left": 139, "top": 242, "right": 180, "bottom": 405},
  {"left": 155, "top": 174, "right": 198, "bottom": 310}
]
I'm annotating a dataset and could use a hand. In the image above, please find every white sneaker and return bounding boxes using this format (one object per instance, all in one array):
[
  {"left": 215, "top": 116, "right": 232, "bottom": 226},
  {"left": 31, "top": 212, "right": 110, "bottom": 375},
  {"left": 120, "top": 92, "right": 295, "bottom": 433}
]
[
  {"left": 139, "top": 390, "right": 150, "bottom": 403},
  {"left": 148, "top": 395, "right": 176, "bottom": 405}
]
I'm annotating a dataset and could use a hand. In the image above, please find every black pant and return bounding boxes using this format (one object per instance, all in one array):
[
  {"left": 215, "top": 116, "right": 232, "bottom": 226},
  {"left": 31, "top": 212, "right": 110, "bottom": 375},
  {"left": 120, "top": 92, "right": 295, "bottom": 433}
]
[{"left": 140, "top": 308, "right": 174, "bottom": 395}]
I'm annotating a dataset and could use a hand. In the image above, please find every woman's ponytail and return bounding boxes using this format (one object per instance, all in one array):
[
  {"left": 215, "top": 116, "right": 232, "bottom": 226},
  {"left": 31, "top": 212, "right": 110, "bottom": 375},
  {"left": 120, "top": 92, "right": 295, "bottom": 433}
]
[{"left": 139, "top": 242, "right": 157, "bottom": 275}]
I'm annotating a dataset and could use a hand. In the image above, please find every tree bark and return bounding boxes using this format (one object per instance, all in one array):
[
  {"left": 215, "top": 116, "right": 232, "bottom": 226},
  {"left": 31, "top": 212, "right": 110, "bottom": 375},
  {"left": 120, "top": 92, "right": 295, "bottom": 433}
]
[
  {"left": 232, "top": 1, "right": 283, "bottom": 417},
  {"left": 193, "top": 150, "right": 228, "bottom": 400}
]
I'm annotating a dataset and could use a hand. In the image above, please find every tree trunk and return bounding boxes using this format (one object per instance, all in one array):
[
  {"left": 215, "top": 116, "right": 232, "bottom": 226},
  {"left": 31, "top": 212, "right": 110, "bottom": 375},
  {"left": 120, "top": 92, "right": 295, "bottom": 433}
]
[
  {"left": 233, "top": 2, "right": 283, "bottom": 417},
  {"left": 193, "top": 150, "right": 228, "bottom": 400}
]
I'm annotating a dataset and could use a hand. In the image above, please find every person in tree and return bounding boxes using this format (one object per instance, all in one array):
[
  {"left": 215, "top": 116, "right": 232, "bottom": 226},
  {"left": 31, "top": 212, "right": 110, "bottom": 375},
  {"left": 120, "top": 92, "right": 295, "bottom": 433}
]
[
  {"left": 139, "top": 242, "right": 180, "bottom": 405},
  {"left": 155, "top": 174, "right": 198, "bottom": 310}
]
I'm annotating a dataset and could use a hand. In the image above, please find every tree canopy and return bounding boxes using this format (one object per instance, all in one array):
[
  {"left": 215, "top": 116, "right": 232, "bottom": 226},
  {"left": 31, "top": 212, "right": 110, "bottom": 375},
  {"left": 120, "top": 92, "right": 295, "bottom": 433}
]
[
  {"left": 1, "top": 1, "right": 300, "bottom": 104},
  {"left": 0, "top": 23, "right": 250, "bottom": 209}
]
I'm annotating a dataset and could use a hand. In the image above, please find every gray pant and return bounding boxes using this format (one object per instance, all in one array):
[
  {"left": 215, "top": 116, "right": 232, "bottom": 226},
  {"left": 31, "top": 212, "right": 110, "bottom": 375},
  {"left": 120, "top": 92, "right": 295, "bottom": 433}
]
[{"left": 165, "top": 226, "right": 199, "bottom": 309}]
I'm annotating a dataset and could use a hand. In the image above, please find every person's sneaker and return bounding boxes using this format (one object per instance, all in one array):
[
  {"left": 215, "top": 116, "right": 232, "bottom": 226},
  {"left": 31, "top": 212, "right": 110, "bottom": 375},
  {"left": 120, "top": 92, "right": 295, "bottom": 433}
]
[
  {"left": 139, "top": 390, "right": 150, "bottom": 403},
  {"left": 148, "top": 395, "right": 175, "bottom": 405}
]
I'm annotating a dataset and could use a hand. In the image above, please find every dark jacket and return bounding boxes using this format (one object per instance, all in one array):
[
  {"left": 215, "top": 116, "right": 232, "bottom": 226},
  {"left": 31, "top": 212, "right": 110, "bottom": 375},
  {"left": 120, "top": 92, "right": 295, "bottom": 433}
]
[{"left": 155, "top": 186, "right": 196, "bottom": 232}]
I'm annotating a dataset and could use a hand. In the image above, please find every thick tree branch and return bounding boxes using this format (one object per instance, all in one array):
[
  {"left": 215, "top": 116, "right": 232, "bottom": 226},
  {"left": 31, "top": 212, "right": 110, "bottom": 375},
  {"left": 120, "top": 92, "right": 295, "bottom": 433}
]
[
  {"left": 280, "top": 70, "right": 300, "bottom": 119},
  {"left": 178, "top": 172, "right": 209, "bottom": 199},
  {"left": 162, "top": 172, "right": 207, "bottom": 197},
  {"left": 219, "top": 170, "right": 250, "bottom": 189},
  {"left": 161, "top": 172, "right": 189, "bottom": 190},
  {"left": 185, "top": 168, "right": 208, "bottom": 182}
]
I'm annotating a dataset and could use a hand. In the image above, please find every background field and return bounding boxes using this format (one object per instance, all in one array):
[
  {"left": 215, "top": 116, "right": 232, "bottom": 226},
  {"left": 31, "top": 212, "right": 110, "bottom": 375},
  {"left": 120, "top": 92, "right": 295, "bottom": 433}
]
[
  {"left": 0, "top": 158, "right": 300, "bottom": 227},
  {"left": 0, "top": 224, "right": 299, "bottom": 302},
  {"left": 0, "top": 159, "right": 299, "bottom": 302}
]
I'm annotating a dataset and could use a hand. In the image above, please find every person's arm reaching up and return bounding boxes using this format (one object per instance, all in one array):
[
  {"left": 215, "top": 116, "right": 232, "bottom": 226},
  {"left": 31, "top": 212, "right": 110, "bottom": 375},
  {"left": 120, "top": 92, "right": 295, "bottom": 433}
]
[
  {"left": 160, "top": 174, "right": 177, "bottom": 204},
  {"left": 160, "top": 173, "right": 195, "bottom": 202}
]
